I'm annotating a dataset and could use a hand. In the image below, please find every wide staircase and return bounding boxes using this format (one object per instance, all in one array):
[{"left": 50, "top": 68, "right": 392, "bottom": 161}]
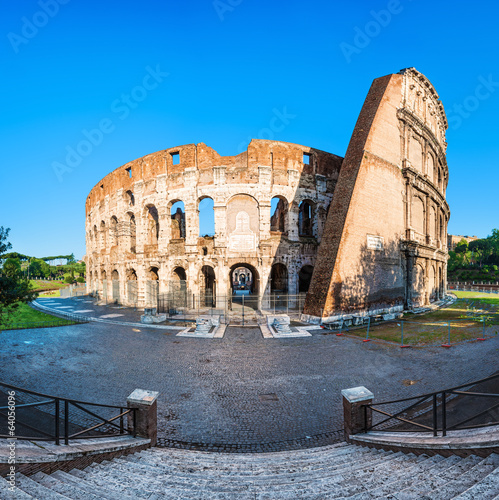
[{"left": 4, "top": 442, "right": 499, "bottom": 499}]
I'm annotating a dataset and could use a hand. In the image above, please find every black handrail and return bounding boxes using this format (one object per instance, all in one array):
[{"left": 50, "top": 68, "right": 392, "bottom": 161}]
[
  {"left": 0, "top": 381, "right": 137, "bottom": 445},
  {"left": 364, "top": 372, "right": 499, "bottom": 437}
]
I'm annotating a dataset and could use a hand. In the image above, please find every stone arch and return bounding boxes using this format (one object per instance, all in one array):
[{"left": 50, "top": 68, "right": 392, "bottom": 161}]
[
  {"left": 427, "top": 153, "right": 435, "bottom": 182},
  {"left": 298, "top": 265, "right": 314, "bottom": 293},
  {"left": 271, "top": 263, "right": 288, "bottom": 293},
  {"left": 409, "top": 135, "right": 423, "bottom": 172},
  {"left": 169, "top": 200, "right": 186, "bottom": 239},
  {"left": 148, "top": 266, "right": 159, "bottom": 280},
  {"left": 412, "top": 195, "right": 425, "bottom": 236},
  {"left": 110, "top": 216, "right": 119, "bottom": 247},
  {"left": 145, "top": 204, "right": 160, "bottom": 245},
  {"left": 172, "top": 266, "right": 186, "bottom": 281},
  {"left": 270, "top": 196, "right": 288, "bottom": 233},
  {"left": 146, "top": 266, "right": 160, "bottom": 307},
  {"left": 413, "top": 262, "right": 425, "bottom": 307},
  {"left": 126, "top": 268, "right": 138, "bottom": 305},
  {"left": 125, "top": 190, "right": 135, "bottom": 207},
  {"left": 229, "top": 262, "right": 260, "bottom": 295},
  {"left": 126, "top": 212, "right": 136, "bottom": 253},
  {"left": 198, "top": 196, "right": 215, "bottom": 237},
  {"left": 428, "top": 265, "right": 436, "bottom": 301},
  {"left": 199, "top": 265, "right": 216, "bottom": 306},
  {"left": 429, "top": 205, "right": 436, "bottom": 240},
  {"left": 227, "top": 195, "right": 259, "bottom": 252},
  {"left": 100, "top": 220, "right": 107, "bottom": 249},
  {"left": 126, "top": 268, "right": 137, "bottom": 280},
  {"left": 298, "top": 199, "right": 315, "bottom": 237}
]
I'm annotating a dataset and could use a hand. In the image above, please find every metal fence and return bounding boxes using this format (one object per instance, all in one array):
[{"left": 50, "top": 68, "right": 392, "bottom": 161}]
[
  {"left": 0, "top": 381, "right": 136, "bottom": 445},
  {"left": 155, "top": 292, "right": 308, "bottom": 324},
  {"left": 60, "top": 285, "right": 87, "bottom": 298}
]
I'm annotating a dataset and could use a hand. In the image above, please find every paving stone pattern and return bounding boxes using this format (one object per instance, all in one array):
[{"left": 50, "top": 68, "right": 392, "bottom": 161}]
[
  {"left": 0, "top": 316, "right": 498, "bottom": 453},
  {"left": 4, "top": 445, "right": 499, "bottom": 499}
]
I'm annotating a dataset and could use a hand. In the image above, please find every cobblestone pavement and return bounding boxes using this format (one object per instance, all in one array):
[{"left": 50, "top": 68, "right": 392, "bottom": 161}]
[
  {"left": 0, "top": 321, "right": 498, "bottom": 452},
  {"left": 34, "top": 297, "right": 188, "bottom": 327}
]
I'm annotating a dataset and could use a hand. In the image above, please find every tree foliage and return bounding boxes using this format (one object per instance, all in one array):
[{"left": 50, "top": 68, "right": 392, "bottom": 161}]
[
  {"left": 0, "top": 227, "right": 37, "bottom": 315},
  {"left": 448, "top": 229, "right": 499, "bottom": 279}
]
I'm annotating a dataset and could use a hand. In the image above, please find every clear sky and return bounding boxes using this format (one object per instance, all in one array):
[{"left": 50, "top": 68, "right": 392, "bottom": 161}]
[{"left": 1, "top": 0, "right": 498, "bottom": 259}]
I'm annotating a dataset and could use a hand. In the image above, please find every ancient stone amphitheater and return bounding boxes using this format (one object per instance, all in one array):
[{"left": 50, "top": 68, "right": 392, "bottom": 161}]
[{"left": 85, "top": 67, "right": 450, "bottom": 323}]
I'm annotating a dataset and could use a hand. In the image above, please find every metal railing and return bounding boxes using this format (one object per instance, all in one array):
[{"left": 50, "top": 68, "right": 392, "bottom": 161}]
[
  {"left": 364, "top": 373, "right": 499, "bottom": 437},
  {"left": 0, "top": 381, "right": 136, "bottom": 445}
]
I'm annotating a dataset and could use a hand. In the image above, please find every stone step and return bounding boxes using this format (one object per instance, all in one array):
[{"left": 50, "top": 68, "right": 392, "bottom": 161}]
[
  {"left": 383, "top": 455, "right": 464, "bottom": 499},
  {"left": 31, "top": 471, "right": 103, "bottom": 500},
  {"left": 390, "top": 454, "right": 499, "bottom": 499},
  {"left": 426, "top": 454, "right": 499, "bottom": 500},
  {"left": 79, "top": 452, "right": 424, "bottom": 496},
  {"left": 307, "top": 453, "right": 427, "bottom": 498},
  {"left": 50, "top": 470, "right": 137, "bottom": 500},
  {"left": 102, "top": 448, "right": 403, "bottom": 487},
  {"left": 14, "top": 474, "right": 71, "bottom": 500},
  {"left": 0, "top": 475, "right": 35, "bottom": 499},
  {"left": 454, "top": 465, "right": 499, "bottom": 499},
  {"left": 130, "top": 446, "right": 387, "bottom": 476},
  {"left": 141, "top": 442, "right": 380, "bottom": 468},
  {"left": 11, "top": 444, "right": 499, "bottom": 499}
]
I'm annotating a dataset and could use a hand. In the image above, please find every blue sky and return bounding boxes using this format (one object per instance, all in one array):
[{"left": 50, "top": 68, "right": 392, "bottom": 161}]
[{"left": 1, "top": 0, "right": 498, "bottom": 259}]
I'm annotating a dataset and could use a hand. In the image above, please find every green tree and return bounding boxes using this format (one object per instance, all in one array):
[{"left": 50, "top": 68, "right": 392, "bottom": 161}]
[
  {"left": 469, "top": 239, "right": 492, "bottom": 267},
  {"left": 0, "top": 227, "right": 37, "bottom": 317},
  {"left": 2, "top": 257, "right": 21, "bottom": 276}
]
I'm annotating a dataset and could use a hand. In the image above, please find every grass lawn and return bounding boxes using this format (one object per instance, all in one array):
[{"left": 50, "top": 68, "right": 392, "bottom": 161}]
[
  {"left": 0, "top": 302, "right": 76, "bottom": 331},
  {"left": 29, "top": 280, "right": 67, "bottom": 291},
  {"left": 337, "top": 292, "right": 499, "bottom": 346}
]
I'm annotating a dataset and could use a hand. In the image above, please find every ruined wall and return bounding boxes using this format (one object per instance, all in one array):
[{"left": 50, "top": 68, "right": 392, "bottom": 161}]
[
  {"left": 85, "top": 140, "right": 342, "bottom": 307},
  {"left": 304, "top": 68, "right": 450, "bottom": 321}
]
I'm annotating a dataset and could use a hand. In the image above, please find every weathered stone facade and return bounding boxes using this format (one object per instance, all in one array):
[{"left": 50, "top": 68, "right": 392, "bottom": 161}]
[
  {"left": 303, "top": 68, "right": 450, "bottom": 322},
  {"left": 85, "top": 68, "right": 450, "bottom": 322},
  {"left": 85, "top": 140, "right": 342, "bottom": 306}
]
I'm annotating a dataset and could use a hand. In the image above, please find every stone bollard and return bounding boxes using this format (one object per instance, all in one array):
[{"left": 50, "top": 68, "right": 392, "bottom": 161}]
[
  {"left": 127, "top": 389, "right": 159, "bottom": 446},
  {"left": 341, "top": 386, "right": 374, "bottom": 442}
]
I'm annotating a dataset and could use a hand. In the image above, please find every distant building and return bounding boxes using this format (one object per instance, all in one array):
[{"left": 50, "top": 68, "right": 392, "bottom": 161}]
[{"left": 447, "top": 234, "right": 479, "bottom": 252}]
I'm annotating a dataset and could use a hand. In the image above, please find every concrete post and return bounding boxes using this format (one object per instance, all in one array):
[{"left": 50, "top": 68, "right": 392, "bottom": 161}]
[
  {"left": 341, "top": 386, "right": 373, "bottom": 442},
  {"left": 127, "top": 389, "right": 159, "bottom": 446}
]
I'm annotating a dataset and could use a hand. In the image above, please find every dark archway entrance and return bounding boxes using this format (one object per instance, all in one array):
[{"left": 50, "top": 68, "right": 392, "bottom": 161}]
[
  {"left": 271, "top": 263, "right": 288, "bottom": 293},
  {"left": 299, "top": 265, "right": 314, "bottom": 293},
  {"left": 200, "top": 265, "right": 216, "bottom": 306},
  {"left": 229, "top": 263, "right": 260, "bottom": 311}
]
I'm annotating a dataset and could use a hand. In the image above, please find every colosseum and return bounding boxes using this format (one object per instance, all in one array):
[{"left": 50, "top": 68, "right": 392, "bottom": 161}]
[{"left": 85, "top": 67, "right": 450, "bottom": 323}]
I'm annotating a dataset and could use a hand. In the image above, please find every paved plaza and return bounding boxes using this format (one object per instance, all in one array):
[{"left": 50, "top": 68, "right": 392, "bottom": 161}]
[{"left": 1, "top": 299, "right": 498, "bottom": 452}]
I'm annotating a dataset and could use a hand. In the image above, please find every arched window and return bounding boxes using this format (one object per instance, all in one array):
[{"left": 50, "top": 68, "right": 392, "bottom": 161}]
[
  {"left": 412, "top": 196, "right": 425, "bottom": 235},
  {"left": 127, "top": 213, "right": 136, "bottom": 253},
  {"left": 299, "top": 200, "right": 314, "bottom": 236},
  {"left": 170, "top": 201, "right": 186, "bottom": 239},
  {"left": 271, "top": 263, "right": 288, "bottom": 293},
  {"left": 270, "top": 196, "right": 288, "bottom": 233},
  {"left": 125, "top": 190, "right": 135, "bottom": 206},
  {"left": 100, "top": 221, "right": 107, "bottom": 249},
  {"left": 146, "top": 205, "right": 159, "bottom": 245},
  {"left": 110, "top": 216, "right": 119, "bottom": 247},
  {"left": 198, "top": 197, "right": 215, "bottom": 237}
]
